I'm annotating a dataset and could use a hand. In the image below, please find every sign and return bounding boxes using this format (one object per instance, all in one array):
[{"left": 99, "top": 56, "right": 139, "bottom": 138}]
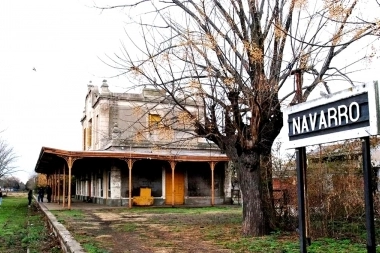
[{"left": 283, "top": 83, "right": 380, "bottom": 148}]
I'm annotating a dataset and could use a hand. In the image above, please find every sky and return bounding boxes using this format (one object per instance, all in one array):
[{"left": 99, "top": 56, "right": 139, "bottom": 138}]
[
  {"left": 1, "top": 1, "right": 380, "bottom": 184},
  {"left": 0, "top": 0, "right": 132, "bottom": 183}
]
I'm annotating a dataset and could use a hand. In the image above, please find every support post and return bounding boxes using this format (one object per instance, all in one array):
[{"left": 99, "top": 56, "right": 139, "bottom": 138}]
[
  {"left": 210, "top": 162, "right": 215, "bottom": 206},
  {"left": 63, "top": 165, "right": 66, "bottom": 208},
  {"left": 127, "top": 159, "right": 134, "bottom": 209},
  {"left": 362, "top": 137, "right": 376, "bottom": 253},
  {"left": 303, "top": 148, "right": 311, "bottom": 246},
  {"left": 170, "top": 161, "right": 176, "bottom": 207},
  {"left": 58, "top": 164, "right": 63, "bottom": 204},
  {"left": 67, "top": 157, "right": 73, "bottom": 210},
  {"left": 296, "top": 147, "right": 307, "bottom": 253},
  {"left": 53, "top": 172, "right": 56, "bottom": 203}
]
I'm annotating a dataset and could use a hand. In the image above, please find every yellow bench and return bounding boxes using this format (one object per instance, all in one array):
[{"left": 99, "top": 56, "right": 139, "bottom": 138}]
[{"left": 132, "top": 188, "right": 154, "bottom": 206}]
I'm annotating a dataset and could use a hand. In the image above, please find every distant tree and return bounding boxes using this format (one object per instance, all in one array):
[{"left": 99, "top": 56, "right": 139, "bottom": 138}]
[
  {"left": 99, "top": 0, "right": 380, "bottom": 236},
  {"left": 0, "top": 132, "right": 18, "bottom": 179},
  {"left": 0, "top": 176, "right": 21, "bottom": 190},
  {"left": 26, "top": 175, "right": 37, "bottom": 190}
]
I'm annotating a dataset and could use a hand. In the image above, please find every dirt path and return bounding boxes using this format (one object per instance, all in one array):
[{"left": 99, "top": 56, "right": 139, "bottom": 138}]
[{"left": 61, "top": 209, "right": 238, "bottom": 253}]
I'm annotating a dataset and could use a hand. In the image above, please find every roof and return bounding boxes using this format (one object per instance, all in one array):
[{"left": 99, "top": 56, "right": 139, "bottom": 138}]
[{"left": 35, "top": 146, "right": 229, "bottom": 174}]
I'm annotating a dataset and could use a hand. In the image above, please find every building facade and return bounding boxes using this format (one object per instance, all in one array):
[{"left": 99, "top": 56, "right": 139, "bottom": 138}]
[{"left": 34, "top": 80, "right": 232, "bottom": 208}]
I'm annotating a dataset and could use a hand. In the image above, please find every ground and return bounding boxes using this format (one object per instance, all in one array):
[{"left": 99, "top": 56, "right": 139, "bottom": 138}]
[
  {"left": 0, "top": 192, "right": 62, "bottom": 253},
  {"left": 31, "top": 204, "right": 62, "bottom": 252},
  {"left": 55, "top": 207, "right": 240, "bottom": 253}
]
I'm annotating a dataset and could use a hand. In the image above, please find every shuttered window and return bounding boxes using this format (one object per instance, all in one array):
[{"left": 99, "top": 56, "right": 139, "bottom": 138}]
[{"left": 149, "top": 114, "right": 161, "bottom": 129}]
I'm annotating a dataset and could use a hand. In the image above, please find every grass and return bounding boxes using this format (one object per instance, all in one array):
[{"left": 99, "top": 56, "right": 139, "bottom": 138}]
[
  {"left": 51, "top": 206, "right": 379, "bottom": 252},
  {"left": 51, "top": 209, "right": 111, "bottom": 253},
  {"left": 82, "top": 243, "right": 110, "bottom": 253},
  {"left": 52, "top": 209, "right": 84, "bottom": 224},
  {"left": 2, "top": 195, "right": 378, "bottom": 252},
  {"left": 219, "top": 234, "right": 368, "bottom": 253},
  {"left": 117, "top": 222, "right": 138, "bottom": 232},
  {"left": 0, "top": 193, "right": 61, "bottom": 253}
]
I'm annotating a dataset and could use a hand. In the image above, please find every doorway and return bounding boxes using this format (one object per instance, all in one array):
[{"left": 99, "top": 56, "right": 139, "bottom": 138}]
[{"left": 165, "top": 169, "right": 184, "bottom": 205}]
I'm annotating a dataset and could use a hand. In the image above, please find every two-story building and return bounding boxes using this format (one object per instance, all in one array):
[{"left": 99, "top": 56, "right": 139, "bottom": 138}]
[{"left": 35, "top": 80, "right": 232, "bottom": 208}]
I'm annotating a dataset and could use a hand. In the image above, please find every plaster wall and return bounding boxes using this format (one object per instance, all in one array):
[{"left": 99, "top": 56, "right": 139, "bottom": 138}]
[{"left": 110, "top": 166, "right": 121, "bottom": 198}]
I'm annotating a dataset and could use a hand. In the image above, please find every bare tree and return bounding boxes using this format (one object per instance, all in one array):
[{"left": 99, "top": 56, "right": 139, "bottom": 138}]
[
  {"left": 0, "top": 176, "right": 22, "bottom": 190},
  {"left": 0, "top": 134, "right": 18, "bottom": 179},
  {"left": 98, "top": 0, "right": 380, "bottom": 236}
]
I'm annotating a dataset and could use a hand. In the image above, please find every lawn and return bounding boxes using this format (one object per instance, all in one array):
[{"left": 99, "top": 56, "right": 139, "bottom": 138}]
[
  {"left": 51, "top": 206, "right": 377, "bottom": 253},
  {"left": 0, "top": 192, "right": 61, "bottom": 253},
  {"left": 1, "top": 193, "right": 377, "bottom": 253}
]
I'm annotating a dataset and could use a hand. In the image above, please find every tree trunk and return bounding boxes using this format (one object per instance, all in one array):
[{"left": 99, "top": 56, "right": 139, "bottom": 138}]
[
  {"left": 237, "top": 151, "right": 266, "bottom": 236},
  {"left": 260, "top": 151, "right": 277, "bottom": 231}
]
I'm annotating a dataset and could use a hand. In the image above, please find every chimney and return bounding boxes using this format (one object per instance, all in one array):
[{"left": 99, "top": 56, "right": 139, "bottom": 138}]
[{"left": 101, "top": 80, "right": 110, "bottom": 94}]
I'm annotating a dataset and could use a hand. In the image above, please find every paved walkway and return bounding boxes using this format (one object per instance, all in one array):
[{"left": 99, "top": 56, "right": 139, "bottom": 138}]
[{"left": 38, "top": 198, "right": 127, "bottom": 211}]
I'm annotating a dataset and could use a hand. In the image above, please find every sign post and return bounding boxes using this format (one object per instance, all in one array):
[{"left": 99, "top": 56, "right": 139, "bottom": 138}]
[
  {"left": 283, "top": 83, "right": 379, "bottom": 253},
  {"left": 362, "top": 136, "right": 376, "bottom": 252},
  {"left": 296, "top": 147, "right": 307, "bottom": 252}
]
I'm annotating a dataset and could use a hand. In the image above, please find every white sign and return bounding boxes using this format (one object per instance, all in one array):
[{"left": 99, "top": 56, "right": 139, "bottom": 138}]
[{"left": 282, "top": 83, "right": 380, "bottom": 148}]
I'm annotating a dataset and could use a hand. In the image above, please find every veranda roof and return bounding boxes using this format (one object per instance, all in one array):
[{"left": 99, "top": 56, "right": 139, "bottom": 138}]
[{"left": 35, "top": 146, "right": 229, "bottom": 174}]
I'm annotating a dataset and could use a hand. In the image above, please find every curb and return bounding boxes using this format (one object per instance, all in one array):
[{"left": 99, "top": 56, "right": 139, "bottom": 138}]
[{"left": 38, "top": 202, "right": 85, "bottom": 253}]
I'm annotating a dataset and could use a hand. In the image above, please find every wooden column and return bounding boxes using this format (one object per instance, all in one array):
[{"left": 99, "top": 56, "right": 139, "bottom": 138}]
[
  {"left": 52, "top": 172, "right": 55, "bottom": 202},
  {"left": 128, "top": 159, "right": 134, "bottom": 209},
  {"left": 54, "top": 172, "right": 57, "bottom": 203},
  {"left": 121, "top": 158, "right": 135, "bottom": 208},
  {"left": 63, "top": 165, "right": 66, "bottom": 208},
  {"left": 59, "top": 156, "right": 78, "bottom": 210},
  {"left": 210, "top": 161, "right": 215, "bottom": 206},
  {"left": 58, "top": 164, "right": 63, "bottom": 204},
  {"left": 170, "top": 161, "right": 176, "bottom": 207},
  {"left": 56, "top": 169, "right": 59, "bottom": 203},
  {"left": 67, "top": 156, "right": 74, "bottom": 210}
]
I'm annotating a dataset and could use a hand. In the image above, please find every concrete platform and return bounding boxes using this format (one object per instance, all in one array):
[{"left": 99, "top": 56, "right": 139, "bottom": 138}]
[
  {"left": 38, "top": 198, "right": 127, "bottom": 211},
  {"left": 37, "top": 198, "right": 126, "bottom": 253}
]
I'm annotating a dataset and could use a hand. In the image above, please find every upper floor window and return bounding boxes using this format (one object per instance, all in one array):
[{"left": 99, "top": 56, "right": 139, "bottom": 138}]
[{"left": 149, "top": 114, "right": 161, "bottom": 129}]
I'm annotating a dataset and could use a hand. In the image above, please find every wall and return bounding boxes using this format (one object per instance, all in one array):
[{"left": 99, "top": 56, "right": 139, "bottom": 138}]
[
  {"left": 120, "top": 160, "right": 164, "bottom": 198},
  {"left": 110, "top": 166, "right": 121, "bottom": 198}
]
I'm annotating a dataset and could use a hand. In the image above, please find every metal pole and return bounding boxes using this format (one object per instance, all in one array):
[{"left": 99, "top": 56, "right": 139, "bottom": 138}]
[
  {"left": 302, "top": 147, "right": 311, "bottom": 246},
  {"left": 296, "top": 147, "right": 307, "bottom": 253},
  {"left": 362, "top": 137, "right": 376, "bottom": 253}
]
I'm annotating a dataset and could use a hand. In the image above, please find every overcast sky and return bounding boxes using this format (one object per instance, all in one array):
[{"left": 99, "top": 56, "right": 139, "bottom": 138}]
[
  {"left": 0, "top": 0, "right": 132, "bottom": 183},
  {"left": 1, "top": 1, "right": 380, "bottom": 183}
]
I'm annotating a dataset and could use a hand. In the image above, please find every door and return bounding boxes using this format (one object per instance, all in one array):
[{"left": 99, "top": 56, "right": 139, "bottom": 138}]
[{"left": 165, "top": 169, "right": 184, "bottom": 205}]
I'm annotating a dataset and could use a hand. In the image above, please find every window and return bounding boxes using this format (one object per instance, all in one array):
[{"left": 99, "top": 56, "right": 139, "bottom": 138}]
[
  {"left": 83, "top": 128, "right": 86, "bottom": 150},
  {"left": 86, "top": 119, "right": 92, "bottom": 149},
  {"left": 149, "top": 114, "right": 161, "bottom": 129}
]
